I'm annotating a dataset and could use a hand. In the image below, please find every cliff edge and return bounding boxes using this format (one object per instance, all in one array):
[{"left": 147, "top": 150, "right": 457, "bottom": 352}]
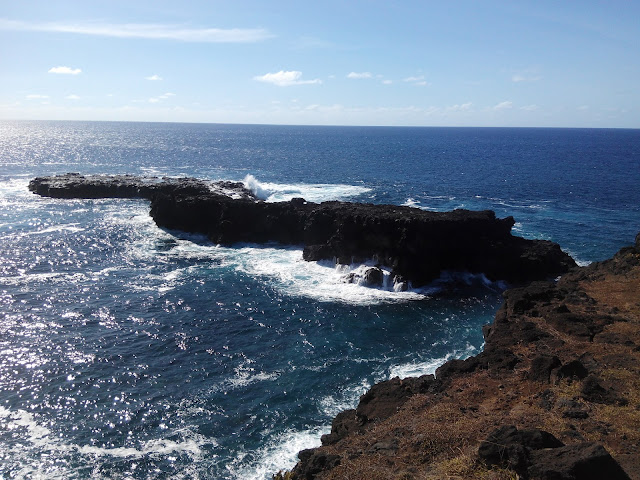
[{"left": 283, "top": 234, "right": 640, "bottom": 480}]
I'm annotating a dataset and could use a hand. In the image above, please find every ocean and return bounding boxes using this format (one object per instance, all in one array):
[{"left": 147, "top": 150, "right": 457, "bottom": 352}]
[{"left": 0, "top": 121, "right": 638, "bottom": 479}]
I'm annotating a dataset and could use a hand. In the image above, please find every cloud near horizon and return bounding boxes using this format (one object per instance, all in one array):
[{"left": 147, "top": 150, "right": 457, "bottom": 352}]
[
  {"left": 145, "top": 74, "right": 162, "bottom": 81},
  {"left": 493, "top": 101, "right": 513, "bottom": 110},
  {"left": 347, "top": 72, "right": 372, "bottom": 79},
  {"left": 48, "top": 66, "right": 82, "bottom": 75},
  {"left": 255, "top": 71, "right": 321, "bottom": 87},
  {"left": 0, "top": 18, "right": 273, "bottom": 43}
]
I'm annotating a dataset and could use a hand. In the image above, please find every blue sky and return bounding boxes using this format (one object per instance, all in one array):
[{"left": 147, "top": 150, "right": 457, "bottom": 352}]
[{"left": 1, "top": 0, "right": 638, "bottom": 127}]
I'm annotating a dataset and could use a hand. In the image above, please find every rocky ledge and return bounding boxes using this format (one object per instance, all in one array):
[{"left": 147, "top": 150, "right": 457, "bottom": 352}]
[
  {"left": 30, "top": 174, "right": 575, "bottom": 287},
  {"left": 282, "top": 234, "right": 640, "bottom": 480},
  {"left": 29, "top": 172, "right": 255, "bottom": 201}
]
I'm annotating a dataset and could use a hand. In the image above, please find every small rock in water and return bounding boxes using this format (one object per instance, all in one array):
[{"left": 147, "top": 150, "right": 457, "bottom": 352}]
[{"left": 363, "top": 267, "right": 384, "bottom": 287}]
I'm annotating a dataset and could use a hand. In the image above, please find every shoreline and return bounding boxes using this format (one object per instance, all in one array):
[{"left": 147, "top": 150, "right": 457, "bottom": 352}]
[{"left": 282, "top": 234, "right": 640, "bottom": 480}]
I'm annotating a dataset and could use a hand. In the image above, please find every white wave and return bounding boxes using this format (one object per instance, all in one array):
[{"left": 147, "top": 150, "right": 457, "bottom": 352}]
[
  {"left": 228, "top": 246, "right": 428, "bottom": 305},
  {"left": 388, "top": 343, "right": 478, "bottom": 379},
  {"left": 0, "top": 405, "right": 214, "bottom": 478},
  {"left": 0, "top": 407, "right": 52, "bottom": 446},
  {"left": 242, "top": 174, "right": 370, "bottom": 203},
  {"left": 402, "top": 197, "right": 420, "bottom": 208},
  {"left": 564, "top": 249, "right": 591, "bottom": 267},
  {"left": 318, "top": 377, "right": 371, "bottom": 417},
  {"left": 227, "top": 427, "right": 328, "bottom": 480},
  {"left": 219, "top": 360, "right": 280, "bottom": 391},
  {"left": 28, "top": 223, "right": 85, "bottom": 235},
  {"left": 74, "top": 435, "right": 210, "bottom": 459}
]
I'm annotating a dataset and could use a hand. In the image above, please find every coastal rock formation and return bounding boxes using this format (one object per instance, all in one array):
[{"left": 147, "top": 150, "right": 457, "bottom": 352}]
[
  {"left": 283, "top": 235, "right": 640, "bottom": 480},
  {"left": 29, "top": 174, "right": 576, "bottom": 286},
  {"left": 28, "top": 173, "right": 255, "bottom": 200}
]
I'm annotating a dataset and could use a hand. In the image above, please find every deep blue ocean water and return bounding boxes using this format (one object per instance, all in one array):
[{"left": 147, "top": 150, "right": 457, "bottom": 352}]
[{"left": 0, "top": 121, "right": 638, "bottom": 479}]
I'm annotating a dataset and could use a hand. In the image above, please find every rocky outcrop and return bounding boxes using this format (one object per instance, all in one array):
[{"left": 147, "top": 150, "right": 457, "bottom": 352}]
[
  {"left": 285, "top": 235, "right": 640, "bottom": 479},
  {"left": 28, "top": 173, "right": 255, "bottom": 200},
  {"left": 29, "top": 174, "right": 576, "bottom": 287},
  {"left": 150, "top": 195, "right": 575, "bottom": 286}
]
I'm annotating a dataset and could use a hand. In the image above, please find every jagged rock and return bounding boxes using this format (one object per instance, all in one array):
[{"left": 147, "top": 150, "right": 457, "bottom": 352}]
[
  {"left": 30, "top": 174, "right": 576, "bottom": 287},
  {"left": 293, "top": 449, "right": 341, "bottom": 480},
  {"left": 555, "top": 360, "right": 589, "bottom": 381},
  {"left": 528, "top": 442, "right": 631, "bottom": 480},
  {"left": 355, "top": 375, "right": 440, "bottom": 425},
  {"left": 362, "top": 266, "right": 384, "bottom": 286},
  {"left": 478, "top": 425, "right": 564, "bottom": 475},
  {"left": 320, "top": 409, "right": 359, "bottom": 446},
  {"left": 529, "top": 355, "right": 562, "bottom": 383}
]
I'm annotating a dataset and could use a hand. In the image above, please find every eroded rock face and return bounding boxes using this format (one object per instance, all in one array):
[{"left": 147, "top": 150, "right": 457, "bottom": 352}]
[{"left": 30, "top": 174, "right": 577, "bottom": 287}]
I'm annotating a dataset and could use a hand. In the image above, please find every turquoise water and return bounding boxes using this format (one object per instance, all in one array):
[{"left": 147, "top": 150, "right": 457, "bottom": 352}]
[{"left": 0, "top": 121, "right": 638, "bottom": 479}]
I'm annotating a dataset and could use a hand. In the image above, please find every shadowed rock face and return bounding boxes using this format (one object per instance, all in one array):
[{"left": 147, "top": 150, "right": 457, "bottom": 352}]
[
  {"left": 148, "top": 191, "right": 576, "bottom": 287},
  {"left": 30, "top": 174, "right": 576, "bottom": 287}
]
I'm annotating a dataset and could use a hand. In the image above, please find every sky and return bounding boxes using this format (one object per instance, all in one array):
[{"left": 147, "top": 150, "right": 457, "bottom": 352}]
[{"left": 0, "top": 0, "right": 638, "bottom": 127}]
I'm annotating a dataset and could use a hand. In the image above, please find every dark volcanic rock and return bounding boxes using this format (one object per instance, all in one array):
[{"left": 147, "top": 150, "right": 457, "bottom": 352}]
[
  {"left": 31, "top": 174, "right": 576, "bottom": 287},
  {"left": 478, "top": 425, "right": 564, "bottom": 474},
  {"left": 151, "top": 196, "right": 575, "bottom": 286},
  {"left": 528, "top": 443, "right": 631, "bottom": 480},
  {"left": 293, "top": 449, "right": 341, "bottom": 480},
  {"left": 28, "top": 173, "right": 250, "bottom": 200},
  {"left": 529, "top": 355, "right": 562, "bottom": 383},
  {"left": 479, "top": 427, "right": 630, "bottom": 480}
]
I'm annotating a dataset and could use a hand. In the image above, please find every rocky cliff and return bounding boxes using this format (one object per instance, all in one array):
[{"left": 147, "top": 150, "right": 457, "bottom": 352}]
[
  {"left": 284, "top": 235, "right": 640, "bottom": 480},
  {"left": 30, "top": 174, "right": 575, "bottom": 287}
]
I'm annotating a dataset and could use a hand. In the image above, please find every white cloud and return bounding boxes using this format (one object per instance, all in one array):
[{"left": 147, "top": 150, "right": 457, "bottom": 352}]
[
  {"left": 446, "top": 102, "right": 473, "bottom": 112},
  {"left": 493, "top": 101, "right": 513, "bottom": 110},
  {"left": 0, "top": 18, "right": 273, "bottom": 43},
  {"left": 382, "top": 80, "right": 393, "bottom": 85},
  {"left": 26, "top": 94, "right": 49, "bottom": 99},
  {"left": 347, "top": 72, "right": 372, "bottom": 79},
  {"left": 65, "top": 94, "right": 81, "bottom": 100},
  {"left": 404, "top": 75, "right": 430, "bottom": 86},
  {"left": 48, "top": 66, "right": 81, "bottom": 75},
  {"left": 145, "top": 74, "right": 162, "bottom": 81},
  {"left": 254, "top": 70, "right": 321, "bottom": 87},
  {"left": 148, "top": 92, "right": 176, "bottom": 103}
]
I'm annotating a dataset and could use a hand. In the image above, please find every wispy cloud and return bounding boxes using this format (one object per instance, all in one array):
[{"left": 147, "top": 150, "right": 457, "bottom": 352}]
[
  {"left": 382, "top": 80, "right": 393, "bottom": 85},
  {"left": 65, "top": 94, "right": 81, "bottom": 100},
  {"left": 0, "top": 18, "right": 273, "bottom": 43},
  {"left": 26, "top": 94, "right": 49, "bottom": 99},
  {"left": 512, "top": 74, "right": 542, "bottom": 82},
  {"left": 446, "top": 102, "right": 473, "bottom": 112},
  {"left": 493, "top": 101, "right": 513, "bottom": 110},
  {"left": 145, "top": 74, "right": 162, "bottom": 81},
  {"left": 347, "top": 72, "right": 372, "bottom": 79},
  {"left": 520, "top": 104, "right": 539, "bottom": 111},
  {"left": 48, "top": 66, "right": 81, "bottom": 75},
  {"left": 404, "top": 75, "right": 430, "bottom": 86},
  {"left": 149, "top": 92, "right": 176, "bottom": 103},
  {"left": 255, "top": 71, "right": 321, "bottom": 87}
]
